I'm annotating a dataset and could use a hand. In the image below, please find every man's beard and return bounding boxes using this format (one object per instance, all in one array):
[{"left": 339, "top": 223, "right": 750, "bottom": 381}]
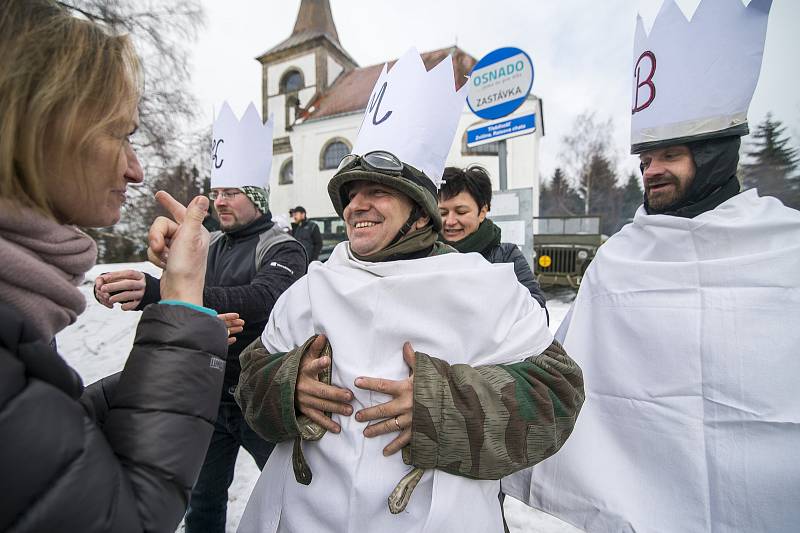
[
  {"left": 645, "top": 173, "right": 688, "bottom": 213},
  {"left": 217, "top": 212, "right": 244, "bottom": 232}
]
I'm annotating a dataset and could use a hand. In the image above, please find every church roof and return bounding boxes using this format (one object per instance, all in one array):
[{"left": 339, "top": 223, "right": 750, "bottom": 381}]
[
  {"left": 301, "top": 46, "right": 476, "bottom": 122},
  {"left": 257, "top": 0, "right": 356, "bottom": 65}
]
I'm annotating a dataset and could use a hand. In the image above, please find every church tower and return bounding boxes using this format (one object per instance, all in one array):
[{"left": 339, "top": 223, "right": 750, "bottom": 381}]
[{"left": 256, "top": 0, "right": 357, "bottom": 156}]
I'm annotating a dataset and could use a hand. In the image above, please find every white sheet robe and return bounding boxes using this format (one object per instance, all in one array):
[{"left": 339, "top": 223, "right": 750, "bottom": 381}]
[
  {"left": 238, "top": 242, "right": 552, "bottom": 533},
  {"left": 502, "top": 190, "right": 800, "bottom": 532}
]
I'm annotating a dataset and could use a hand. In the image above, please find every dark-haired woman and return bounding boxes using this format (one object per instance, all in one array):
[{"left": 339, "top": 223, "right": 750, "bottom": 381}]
[{"left": 439, "top": 165, "right": 548, "bottom": 321}]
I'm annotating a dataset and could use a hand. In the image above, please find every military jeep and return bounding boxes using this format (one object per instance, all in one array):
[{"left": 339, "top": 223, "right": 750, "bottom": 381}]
[
  {"left": 308, "top": 216, "right": 347, "bottom": 262},
  {"left": 533, "top": 216, "right": 602, "bottom": 288}
]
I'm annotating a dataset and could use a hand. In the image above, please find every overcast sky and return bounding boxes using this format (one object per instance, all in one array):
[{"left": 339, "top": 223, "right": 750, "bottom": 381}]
[{"left": 190, "top": 0, "right": 799, "bottom": 182}]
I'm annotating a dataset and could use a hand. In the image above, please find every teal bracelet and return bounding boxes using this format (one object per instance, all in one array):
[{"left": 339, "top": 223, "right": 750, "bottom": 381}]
[{"left": 160, "top": 300, "right": 217, "bottom": 317}]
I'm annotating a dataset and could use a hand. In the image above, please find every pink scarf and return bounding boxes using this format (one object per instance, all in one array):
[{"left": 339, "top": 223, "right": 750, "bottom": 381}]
[{"left": 0, "top": 200, "right": 97, "bottom": 340}]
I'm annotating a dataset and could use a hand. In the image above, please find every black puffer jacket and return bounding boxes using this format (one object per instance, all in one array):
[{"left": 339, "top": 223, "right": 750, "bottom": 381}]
[
  {"left": 0, "top": 301, "right": 227, "bottom": 533},
  {"left": 483, "top": 242, "right": 549, "bottom": 321}
]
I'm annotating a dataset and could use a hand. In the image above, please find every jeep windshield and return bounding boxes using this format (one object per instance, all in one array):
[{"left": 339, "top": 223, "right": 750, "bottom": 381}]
[{"left": 534, "top": 217, "right": 600, "bottom": 235}]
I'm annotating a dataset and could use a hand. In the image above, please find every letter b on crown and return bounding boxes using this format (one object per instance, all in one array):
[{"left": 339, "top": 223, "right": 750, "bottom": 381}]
[{"left": 632, "top": 51, "right": 656, "bottom": 115}]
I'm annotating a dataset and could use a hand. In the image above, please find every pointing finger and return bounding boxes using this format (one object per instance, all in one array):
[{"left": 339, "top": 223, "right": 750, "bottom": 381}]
[{"left": 155, "top": 190, "right": 187, "bottom": 223}]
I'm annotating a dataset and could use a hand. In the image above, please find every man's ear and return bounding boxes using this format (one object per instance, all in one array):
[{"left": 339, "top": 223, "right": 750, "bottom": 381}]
[{"left": 413, "top": 215, "right": 430, "bottom": 230}]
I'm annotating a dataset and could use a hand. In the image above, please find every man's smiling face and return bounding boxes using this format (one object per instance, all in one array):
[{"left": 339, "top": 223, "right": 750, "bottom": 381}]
[
  {"left": 639, "top": 145, "right": 697, "bottom": 212},
  {"left": 343, "top": 180, "right": 417, "bottom": 255}
]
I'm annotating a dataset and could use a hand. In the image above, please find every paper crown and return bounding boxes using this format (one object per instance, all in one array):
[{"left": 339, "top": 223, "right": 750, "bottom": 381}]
[
  {"left": 630, "top": 0, "right": 772, "bottom": 153},
  {"left": 351, "top": 47, "right": 469, "bottom": 188},
  {"left": 211, "top": 102, "right": 274, "bottom": 190}
]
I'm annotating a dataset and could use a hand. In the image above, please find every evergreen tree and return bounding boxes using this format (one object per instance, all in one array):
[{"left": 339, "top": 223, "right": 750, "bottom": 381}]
[
  {"left": 620, "top": 172, "right": 644, "bottom": 228},
  {"left": 554, "top": 111, "right": 632, "bottom": 235},
  {"left": 742, "top": 114, "right": 800, "bottom": 209},
  {"left": 540, "top": 168, "right": 584, "bottom": 216},
  {"left": 583, "top": 154, "right": 622, "bottom": 235}
]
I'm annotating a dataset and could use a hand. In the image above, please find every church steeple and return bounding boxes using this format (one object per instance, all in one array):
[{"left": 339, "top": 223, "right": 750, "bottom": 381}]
[
  {"left": 291, "top": 0, "right": 341, "bottom": 47},
  {"left": 256, "top": 0, "right": 356, "bottom": 68},
  {"left": 256, "top": 0, "right": 358, "bottom": 146}
]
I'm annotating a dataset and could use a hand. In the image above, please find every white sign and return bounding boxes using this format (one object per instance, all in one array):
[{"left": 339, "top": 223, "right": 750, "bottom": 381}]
[
  {"left": 467, "top": 47, "right": 534, "bottom": 120},
  {"left": 495, "top": 220, "right": 526, "bottom": 246},
  {"left": 490, "top": 193, "right": 520, "bottom": 217},
  {"left": 466, "top": 113, "right": 536, "bottom": 147}
]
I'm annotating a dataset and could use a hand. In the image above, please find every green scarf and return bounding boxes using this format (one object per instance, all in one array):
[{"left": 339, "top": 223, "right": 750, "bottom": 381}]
[
  {"left": 351, "top": 225, "right": 445, "bottom": 263},
  {"left": 440, "top": 218, "right": 501, "bottom": 255}
]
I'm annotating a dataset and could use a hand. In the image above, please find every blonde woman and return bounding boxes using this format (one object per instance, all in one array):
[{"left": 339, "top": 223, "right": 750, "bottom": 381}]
[{"left": 0, "top": 1, "right": 227, "bottom": 531}]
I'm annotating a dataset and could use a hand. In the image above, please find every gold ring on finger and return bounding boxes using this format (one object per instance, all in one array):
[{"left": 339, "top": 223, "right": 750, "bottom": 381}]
[{"left": 394, "top": 416, "right": 401, "bottom": 431}]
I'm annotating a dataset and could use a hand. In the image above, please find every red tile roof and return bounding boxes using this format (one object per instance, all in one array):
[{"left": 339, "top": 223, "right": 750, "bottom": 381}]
[{"left": 301, "top": 46, "right": 476, "bottom": 122}]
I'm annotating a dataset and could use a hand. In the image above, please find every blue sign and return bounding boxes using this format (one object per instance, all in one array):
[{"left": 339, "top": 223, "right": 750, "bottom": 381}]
[
  {"left": 467, "top": 47, "right": 534, "bottom": 120},
  {"left": 466, "top": 113, "right": 536, "bottom": 146}
]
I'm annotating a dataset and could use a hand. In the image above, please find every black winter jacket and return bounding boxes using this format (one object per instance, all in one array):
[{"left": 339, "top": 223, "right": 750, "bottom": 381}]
[
  {"left": 135, "top": 214, "right": 308, "bottom": 393},
  {"left": 291, "top": 219, "right": 322, "bottom": 262},
  {"left": 0, "top": 302, "right": 227, "bottom": 533},
  {"left": 482, "top": 242, "right": 549, "bottom": 322}
]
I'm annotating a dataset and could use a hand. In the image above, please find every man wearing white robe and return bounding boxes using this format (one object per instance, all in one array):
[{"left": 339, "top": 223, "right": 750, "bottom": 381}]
[
  {"left": 504, "top": 137, "right": 800, "bottom": 533},
  {"left": 503, "top": 2, "right": 800, "bottom": 531},
  {"left": 233, "top": 47, "right": 586, "bottom": 533},
  {"left": 233, "top": 148, "right": 585, "bottom": 532}
]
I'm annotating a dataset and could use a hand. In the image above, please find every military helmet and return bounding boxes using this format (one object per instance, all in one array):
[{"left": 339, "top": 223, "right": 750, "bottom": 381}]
[{"left": 327, "top": 151, "right": 442, "bottom": 232}]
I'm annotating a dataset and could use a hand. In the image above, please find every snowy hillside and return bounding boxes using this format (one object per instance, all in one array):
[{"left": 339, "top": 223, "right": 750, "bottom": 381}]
[{"left": 57, "top": 262, "right": 581, "bottom": 533}]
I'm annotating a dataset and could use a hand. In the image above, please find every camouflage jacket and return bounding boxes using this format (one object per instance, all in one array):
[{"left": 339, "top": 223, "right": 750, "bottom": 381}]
[{"left": 236, "top": 335, "right": 584, "bottom": 481}]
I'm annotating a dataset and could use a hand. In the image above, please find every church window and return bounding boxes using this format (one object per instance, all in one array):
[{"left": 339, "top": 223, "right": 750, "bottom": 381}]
[
  {"left": 281, "top": 70, "right": 304, "bottom": 94},
  {"left": 320, "top": 139, "right": 351, "bottom": 170},
  {"left": 279, "top": 158, "right": 294, "bottom": 184}
]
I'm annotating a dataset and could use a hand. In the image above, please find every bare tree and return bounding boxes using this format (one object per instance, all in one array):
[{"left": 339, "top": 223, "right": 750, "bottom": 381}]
[
  {"left": 559, "top": 112, "right": 616, "bottom": 214},
  {"left": 60, "top": 0, "right": 205, "bottom": 172},
  {"left": 59, "top": 1, "right": 208, "bottom": 261}
]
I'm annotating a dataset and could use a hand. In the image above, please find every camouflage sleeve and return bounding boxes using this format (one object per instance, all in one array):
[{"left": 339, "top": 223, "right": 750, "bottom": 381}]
[
  {"left": 408, "top": 339, "right": 584, "bottom": 480},
  {"left": 235, "top": 336, "right": 309, "bottom": 442}
]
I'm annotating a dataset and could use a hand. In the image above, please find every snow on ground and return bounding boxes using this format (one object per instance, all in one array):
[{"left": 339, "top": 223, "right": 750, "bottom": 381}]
[{"left": 58, "top": 263, "right": 582, "bottom": 533}]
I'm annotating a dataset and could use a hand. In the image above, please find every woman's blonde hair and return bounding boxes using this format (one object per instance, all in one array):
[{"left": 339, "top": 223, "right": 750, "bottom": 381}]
[{"left": 0, "top": 0, "right": 143, "bottom": 217}]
